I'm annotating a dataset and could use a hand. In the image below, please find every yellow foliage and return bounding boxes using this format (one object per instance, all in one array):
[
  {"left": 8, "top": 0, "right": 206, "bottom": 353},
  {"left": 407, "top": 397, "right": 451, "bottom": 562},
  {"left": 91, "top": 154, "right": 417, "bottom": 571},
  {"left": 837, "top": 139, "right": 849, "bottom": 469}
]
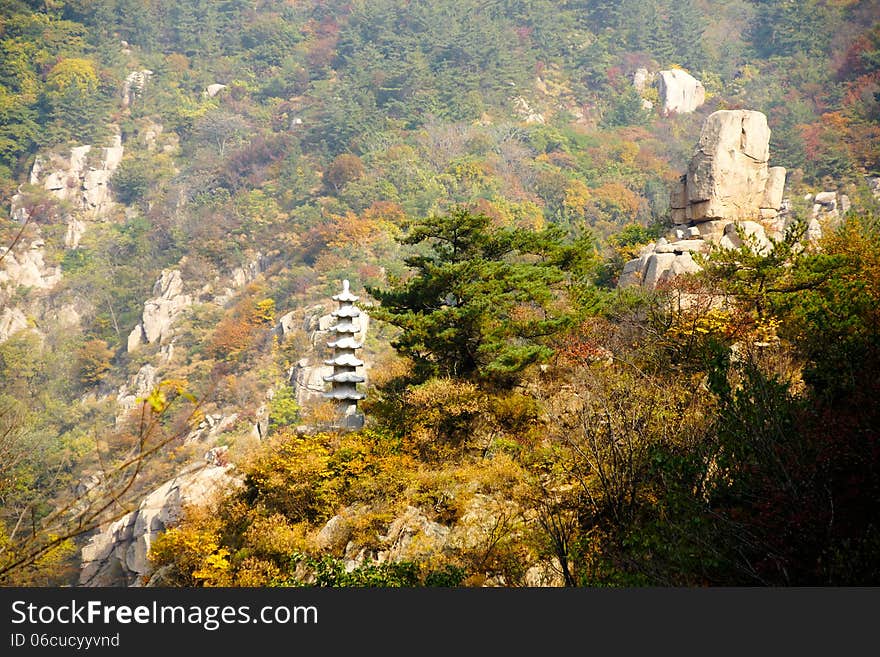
[
  {"left": 255, "top": 298, "right": 276, "bottom": 323},
  {"left": 615, "top": 141, "right": 639, "bottom": 167},
  {"left": 138, "top": 379, "right": 194, "bottom": 414},
  {"left": 149, "top": 521, "right": 231, "bottom": 587},
  {"left": 192, "top": 548, "right": 231, "bottom": 585},
  {"left": 46, "top": 58, "right": 98, "bottom": 92},
  {"left": 244, "top": 432, "right": 337, "bottom": 522},
  {"left": 324, "top": 211, "right": 387, "bottom": 250},
  {"left": 144, "top": 388, "right": 168, "bottom": 413},
  {"left": 563, "top": 179, "right": 592, "bottom": 217},
  {"left": 243, "top": 513, "right": 308, "bottom": 558},
  {"left": 591, "top": 181, "right": 642, "bottom": 218},
  {"left": 402, "top": 378, "right": 488, "bottom": 458},
  {"left": 668, "top": 308, "right": 735, "bottom": 340},
  {"left": 753, "top": 314, "right": 781, "bottom": 346},
  {"left": 234, "top": 558, "right": 284, "bottom": 586}
]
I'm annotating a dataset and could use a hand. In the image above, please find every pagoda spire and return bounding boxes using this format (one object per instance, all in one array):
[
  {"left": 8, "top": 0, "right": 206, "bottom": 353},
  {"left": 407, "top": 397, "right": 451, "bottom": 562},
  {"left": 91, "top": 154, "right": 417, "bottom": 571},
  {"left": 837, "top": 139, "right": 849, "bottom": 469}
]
[{"left": 323, "top": 279, "right": 365, "bottom": 429}]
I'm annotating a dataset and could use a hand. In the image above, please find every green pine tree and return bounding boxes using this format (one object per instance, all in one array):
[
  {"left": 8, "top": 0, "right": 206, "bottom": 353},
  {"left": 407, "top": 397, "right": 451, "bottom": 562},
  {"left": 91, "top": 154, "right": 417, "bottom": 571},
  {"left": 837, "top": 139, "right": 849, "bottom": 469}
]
[
  {"left": 367, "top": 208, "right": 598, "bottom": 384},
  {"left": 667, "top": 0, "right": 706, "bottom": 71}
]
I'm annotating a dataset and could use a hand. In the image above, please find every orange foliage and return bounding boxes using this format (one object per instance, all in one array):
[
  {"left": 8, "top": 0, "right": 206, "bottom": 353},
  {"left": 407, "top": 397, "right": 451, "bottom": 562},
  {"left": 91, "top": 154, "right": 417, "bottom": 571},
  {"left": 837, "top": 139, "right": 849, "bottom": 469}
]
[
  {"left": 324, "top": 211, "right": 387, "bottom": 250},
  {"left": 362, "top": 201, "right": 407, "bottom": 228},
  {"left": 591, "top": 181, "right": 643, "bottom": 218},
  {"left": 208, "top": 289, "right": 275, "bottom": 361}
]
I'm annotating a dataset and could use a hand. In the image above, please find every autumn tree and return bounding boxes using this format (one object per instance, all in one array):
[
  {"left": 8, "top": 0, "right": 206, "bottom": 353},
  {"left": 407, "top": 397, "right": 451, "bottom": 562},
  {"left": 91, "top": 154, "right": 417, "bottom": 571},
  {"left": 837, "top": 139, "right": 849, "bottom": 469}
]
[
  {"left": 76, "top": 338, "right": 114, "bottom": 387},
  {"left": 43, "top": 57, "right": 109, "bottom": 144},
  {"left": 324, "top": 153, "right": 365, "bottom": 192}
]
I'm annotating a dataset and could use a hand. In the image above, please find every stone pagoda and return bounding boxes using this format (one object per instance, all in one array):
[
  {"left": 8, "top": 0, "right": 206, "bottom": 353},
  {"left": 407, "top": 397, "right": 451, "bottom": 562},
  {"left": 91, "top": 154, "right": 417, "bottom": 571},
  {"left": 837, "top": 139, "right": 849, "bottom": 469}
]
[{"left": 323, "top": 279, "right": 366, "bottom": 429}]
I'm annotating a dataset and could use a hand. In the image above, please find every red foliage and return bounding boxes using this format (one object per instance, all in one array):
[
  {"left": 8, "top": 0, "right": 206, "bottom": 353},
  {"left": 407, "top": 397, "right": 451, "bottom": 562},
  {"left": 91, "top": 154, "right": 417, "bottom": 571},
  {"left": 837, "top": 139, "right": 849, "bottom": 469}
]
[{"left": 220, "top": 135, "right": 291, "bottom": 191}]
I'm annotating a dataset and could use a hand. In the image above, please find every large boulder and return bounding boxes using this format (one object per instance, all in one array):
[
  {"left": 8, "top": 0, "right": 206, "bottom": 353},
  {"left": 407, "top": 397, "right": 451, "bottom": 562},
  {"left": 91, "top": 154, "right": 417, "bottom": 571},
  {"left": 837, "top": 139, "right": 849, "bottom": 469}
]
[
  {"left": 632, "top": 67, "right": 655, "bottom": 94},
  {"left": 0, "top": 307, "right": 28, "bottom": 343},
  {"left": 618, "top": 238, "right": 705, "bottom": 289},
  {"left": 685, "top": 110, "right": 773, "bottom": 222},
  {"left": 0, "top": 240, "right": 62, "bottom": 293},
  {"left": 658, "top": 69, "right": 705, "bottom": 116}
]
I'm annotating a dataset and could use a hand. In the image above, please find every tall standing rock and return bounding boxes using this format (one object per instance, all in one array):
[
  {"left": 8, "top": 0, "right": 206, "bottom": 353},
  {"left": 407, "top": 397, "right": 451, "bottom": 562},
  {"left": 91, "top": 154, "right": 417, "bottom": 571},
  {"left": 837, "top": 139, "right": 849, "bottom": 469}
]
[
  {"left": 684, "top": 110, "right": 775, "bottom": 222},
  {"left": 669, "top": 110, "right": 787, "bottom": 228},
  {"left": 127, "top": 269, "right": 192, "bottom": 351},
  {"left": 620, "top": 109, "right": 789, "bottom": 290}
]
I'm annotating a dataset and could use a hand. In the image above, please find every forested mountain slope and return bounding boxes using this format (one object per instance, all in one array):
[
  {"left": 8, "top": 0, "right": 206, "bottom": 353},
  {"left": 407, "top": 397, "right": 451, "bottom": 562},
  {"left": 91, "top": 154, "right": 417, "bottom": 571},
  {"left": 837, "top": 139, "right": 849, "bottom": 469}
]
[{"left": 0, "top": 0, "right": 878, "bottom": 586}]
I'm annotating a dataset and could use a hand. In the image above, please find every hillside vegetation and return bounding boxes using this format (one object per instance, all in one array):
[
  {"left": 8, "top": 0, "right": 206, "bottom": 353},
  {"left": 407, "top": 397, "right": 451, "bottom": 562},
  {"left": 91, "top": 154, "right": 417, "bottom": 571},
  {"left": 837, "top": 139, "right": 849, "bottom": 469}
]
[{"left": 0, "top": 0, "right": 878, "bottom": 586}]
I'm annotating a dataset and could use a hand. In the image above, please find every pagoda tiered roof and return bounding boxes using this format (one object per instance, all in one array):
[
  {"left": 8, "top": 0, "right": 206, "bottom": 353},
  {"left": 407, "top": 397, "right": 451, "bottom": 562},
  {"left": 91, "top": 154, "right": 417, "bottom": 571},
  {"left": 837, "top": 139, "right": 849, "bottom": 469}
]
[
  {"left": 332, "top": 306, "right": 361, "bottom": 319},
  {"left": 323, "top": 389, "right": 366, "bottom": 401},
  {"left": 323, "top": 372, "right": 366, "bottom": 384},
  {"left": 324, "top": 353, "right": 364, "bottom": 367},
  {"left": 332, "top": 279, "right": 360, "bottom": 303},
  {"left": 329, "top": 321, "right": 360, "bottom": 333},
  {"left": 327, "top": 336, "right": 362, "bottom": 350}
]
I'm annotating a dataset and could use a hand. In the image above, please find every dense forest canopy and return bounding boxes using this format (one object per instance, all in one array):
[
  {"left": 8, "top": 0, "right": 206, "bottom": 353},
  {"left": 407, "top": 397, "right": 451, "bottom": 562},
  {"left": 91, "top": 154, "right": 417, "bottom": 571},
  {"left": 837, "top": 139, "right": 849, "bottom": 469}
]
[{"left": 0, "top": 0, "right": 878, "bottom": 587}]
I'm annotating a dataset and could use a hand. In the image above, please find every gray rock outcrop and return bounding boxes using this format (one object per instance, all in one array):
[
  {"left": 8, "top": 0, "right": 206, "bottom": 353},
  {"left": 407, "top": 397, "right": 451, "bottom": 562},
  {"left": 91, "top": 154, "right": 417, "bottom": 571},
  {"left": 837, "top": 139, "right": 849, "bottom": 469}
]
[
  {"left": 619, "top": 238, "right": 704, "bottom": 289},
  {"left": 127, "top": 269, "right": 192, "bottom": 350},
  {"left": 620, "top": 109, "right": 791, "bottom": 290},
  {"left": 209, "top": 253, "right": 271, "bottom": 307},
  {"left": 11, "top": 136, "right": 124, "bottom": 249},
  {"left": 0, "top": 307, "right": 28, "bottom": 343},
  {"left": 674, "top": 110, "right": 781, "bottom": 223},
  {"left": 79, "top": 460, "right": 241, "bottom": 587},
  {"left": 115, "top": 363, "right": 158, "bottom": 421},
  {"left": 184, "top": 413, "right": 239, "bottom": 444},
  {"left": 658, "top": 69, "right": 705, "bottom": 116},
  {"left": 122, "top": 70, "right": 153, "bottom": 108},
  {"left": 311, "top": 496, "right": 562, "bottom": 586},
  {"left": 204, "top": 83, "right": 228, "bottom": 98},
  {"left": 807, "top": 190, "right": 850, "bottom": 223},
  {"left": 633, "top": 67, "right": 655, "bottom": 94},
  {"left": 0, "top": 240, "right": 62, "bottom": 293},
  {"left": 22, "top": 136, "right": 124, "bottom": 222}
]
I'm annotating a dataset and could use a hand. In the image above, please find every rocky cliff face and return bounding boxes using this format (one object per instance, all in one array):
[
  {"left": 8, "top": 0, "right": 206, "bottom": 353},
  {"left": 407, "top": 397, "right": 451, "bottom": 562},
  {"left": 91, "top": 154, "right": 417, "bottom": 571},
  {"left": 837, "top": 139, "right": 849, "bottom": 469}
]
[
  {"left": 127, "top": 269, "right": 193, "bottom": 352},
  {"left": 1, "top": 135, "right": 125, "bottom": 346},
  {"left": 0, "top": 239, "right": 62, "bottom": 292},
  {"left": 79, "top": 457, "right": 241, "bottom": 587},
  {"left": 14, "top": 135, "right": 124, "bottom": 239},
  {"left": 0, "top": 307, "right": 28, "bottom": 343}
]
